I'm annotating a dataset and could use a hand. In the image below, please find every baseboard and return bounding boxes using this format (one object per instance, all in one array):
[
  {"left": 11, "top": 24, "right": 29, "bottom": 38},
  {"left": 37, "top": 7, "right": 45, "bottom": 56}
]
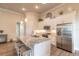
[{"left": 75, "top": 50, "right": 79, "bottom": 56}]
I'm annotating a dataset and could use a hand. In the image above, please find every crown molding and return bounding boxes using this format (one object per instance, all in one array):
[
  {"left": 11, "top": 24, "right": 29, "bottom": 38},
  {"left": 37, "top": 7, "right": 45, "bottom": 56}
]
[
  {"left": 0, "top": 7, "right": 24, "bottom": 16},
  {"left": 42, "top": 3, "right": 65, "bottom": 14}
]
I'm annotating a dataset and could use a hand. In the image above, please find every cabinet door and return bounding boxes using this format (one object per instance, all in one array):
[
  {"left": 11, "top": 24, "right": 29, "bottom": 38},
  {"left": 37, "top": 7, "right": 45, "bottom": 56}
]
[
  {"left": 52, "top": 36, "right": 56, "bottom": 46},
  {"left": 49, "top": 35, "right": 56, "bottom": 46},
  {"left": 54, "top": 12, "right": 75, "bottom": 25},
  {"left": 51, "top": 19, "right": 57, "bottom": 30},
  {"left": 34, "top": 40, "right": 51, "bottom": 56},
  {"left": 63, "top": 12, "right": 75, "bottom": 23},
  {"left": 54, "top": 18, "right": 61, "bottom": 25},
  {"left": 62, "top": 17, "right": 73, "bottom": 23}
]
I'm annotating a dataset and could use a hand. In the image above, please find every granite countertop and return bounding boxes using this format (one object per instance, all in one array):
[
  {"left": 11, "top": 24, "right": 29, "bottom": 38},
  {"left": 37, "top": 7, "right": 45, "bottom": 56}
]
[{"left": 19, "top": 36, "right": 50, "bottom": 49}]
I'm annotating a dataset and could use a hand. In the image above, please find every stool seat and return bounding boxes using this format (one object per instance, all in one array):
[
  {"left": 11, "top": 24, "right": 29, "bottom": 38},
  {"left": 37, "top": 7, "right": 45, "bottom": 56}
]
[{"left": 19, "top": 45, "right": 31, "bottom": 56}]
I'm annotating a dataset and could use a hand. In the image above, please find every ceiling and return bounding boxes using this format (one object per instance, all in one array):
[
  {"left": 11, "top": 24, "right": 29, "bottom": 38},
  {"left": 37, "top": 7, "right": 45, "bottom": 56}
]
[{"left": 0, "top": 3, "right": 61, "bottom": 14}]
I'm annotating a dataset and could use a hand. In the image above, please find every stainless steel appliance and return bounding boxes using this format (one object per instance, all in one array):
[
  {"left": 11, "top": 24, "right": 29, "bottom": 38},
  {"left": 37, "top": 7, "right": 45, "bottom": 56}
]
[{"left": 56, "top": 23, "right": 72, "bottom": 52}]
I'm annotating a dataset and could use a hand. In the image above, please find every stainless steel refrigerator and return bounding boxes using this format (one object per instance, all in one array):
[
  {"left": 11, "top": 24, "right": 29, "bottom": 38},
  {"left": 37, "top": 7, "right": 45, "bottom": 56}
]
[{"left": 56, "top": 23, "right": 72, "bottom": 52}]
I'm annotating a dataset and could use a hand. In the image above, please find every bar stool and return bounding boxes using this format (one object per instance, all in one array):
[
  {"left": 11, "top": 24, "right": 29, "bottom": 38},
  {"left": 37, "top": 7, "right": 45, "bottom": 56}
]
[
  {"left": 15, "top": 42, "right": 31, "bottom": 56},
  {"left": 19, "top": 45, "right": 31, "bottom": 56}
]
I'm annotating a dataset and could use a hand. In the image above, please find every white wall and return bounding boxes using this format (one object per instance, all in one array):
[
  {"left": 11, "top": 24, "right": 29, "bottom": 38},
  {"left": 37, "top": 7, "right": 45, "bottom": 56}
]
[
  {"left": 0, "top": 8, "right": 24, "bottom": 41},
  {"left": 74, "top": 11, "right": 79, "bottom": 51},
  {"left": 25, "top": 12, "right": 39, "bottom": 36}
]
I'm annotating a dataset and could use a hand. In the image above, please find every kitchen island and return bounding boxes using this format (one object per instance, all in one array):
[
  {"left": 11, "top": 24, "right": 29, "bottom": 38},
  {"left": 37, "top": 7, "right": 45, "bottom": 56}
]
[{"left": 19, "top": 36, "right": 51, "bottom": 56}]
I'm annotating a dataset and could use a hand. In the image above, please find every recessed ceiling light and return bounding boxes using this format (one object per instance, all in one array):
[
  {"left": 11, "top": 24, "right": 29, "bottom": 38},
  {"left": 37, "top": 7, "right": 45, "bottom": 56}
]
[
  {"left": 35, "top": 5, "right": 39, "bottom": 9},
  {"left": 22, "top": 8, "right": 26, "bottom": 11},
  {"left": 25, "top": 18, "right": 27, "bottom": 22}
]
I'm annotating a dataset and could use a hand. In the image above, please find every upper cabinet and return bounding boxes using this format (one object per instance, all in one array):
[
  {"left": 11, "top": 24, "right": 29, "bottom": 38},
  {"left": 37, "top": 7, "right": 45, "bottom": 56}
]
[
  {"left": 38, "top": 11, "right": 76, "bottom": 30},
  {"left": 54, "top": 11, "right": 76, "bottom": 25}
]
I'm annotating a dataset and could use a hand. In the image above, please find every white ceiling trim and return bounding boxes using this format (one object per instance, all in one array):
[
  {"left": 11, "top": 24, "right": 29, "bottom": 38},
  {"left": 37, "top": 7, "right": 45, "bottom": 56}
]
[
  {"left": 42, "top": 3, "right": 64, "bottom": 14},
  {"left": 0, "top": 7, "right": 24, "bottom": 15}
]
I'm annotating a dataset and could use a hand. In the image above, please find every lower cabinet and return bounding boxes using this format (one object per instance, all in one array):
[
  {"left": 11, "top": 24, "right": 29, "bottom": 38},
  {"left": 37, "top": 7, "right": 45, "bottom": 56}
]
[
  {"left": 33, "top": 40, "right": 51, "bottom": 56},
  {"left": 49, "top": 35, "right": 56, "bottom": 46}
]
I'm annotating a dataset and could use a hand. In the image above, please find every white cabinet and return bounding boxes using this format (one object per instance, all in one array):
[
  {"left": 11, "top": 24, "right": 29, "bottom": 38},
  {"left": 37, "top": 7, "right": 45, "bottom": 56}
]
[
  {"left": 34, "top": 40, "right": 51, "bottom": 56},
  {"left": 38, "top": 21, "right": 44, "bottom": 29},
  {"left": 49, "top": 35, "right": 56, "bottom": 46},
  {"left": 51, "top": 19, "right": 56, "bottom": 30},
  {"left": 54, "top": 11, "right": 75, "bottom": 25}
]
